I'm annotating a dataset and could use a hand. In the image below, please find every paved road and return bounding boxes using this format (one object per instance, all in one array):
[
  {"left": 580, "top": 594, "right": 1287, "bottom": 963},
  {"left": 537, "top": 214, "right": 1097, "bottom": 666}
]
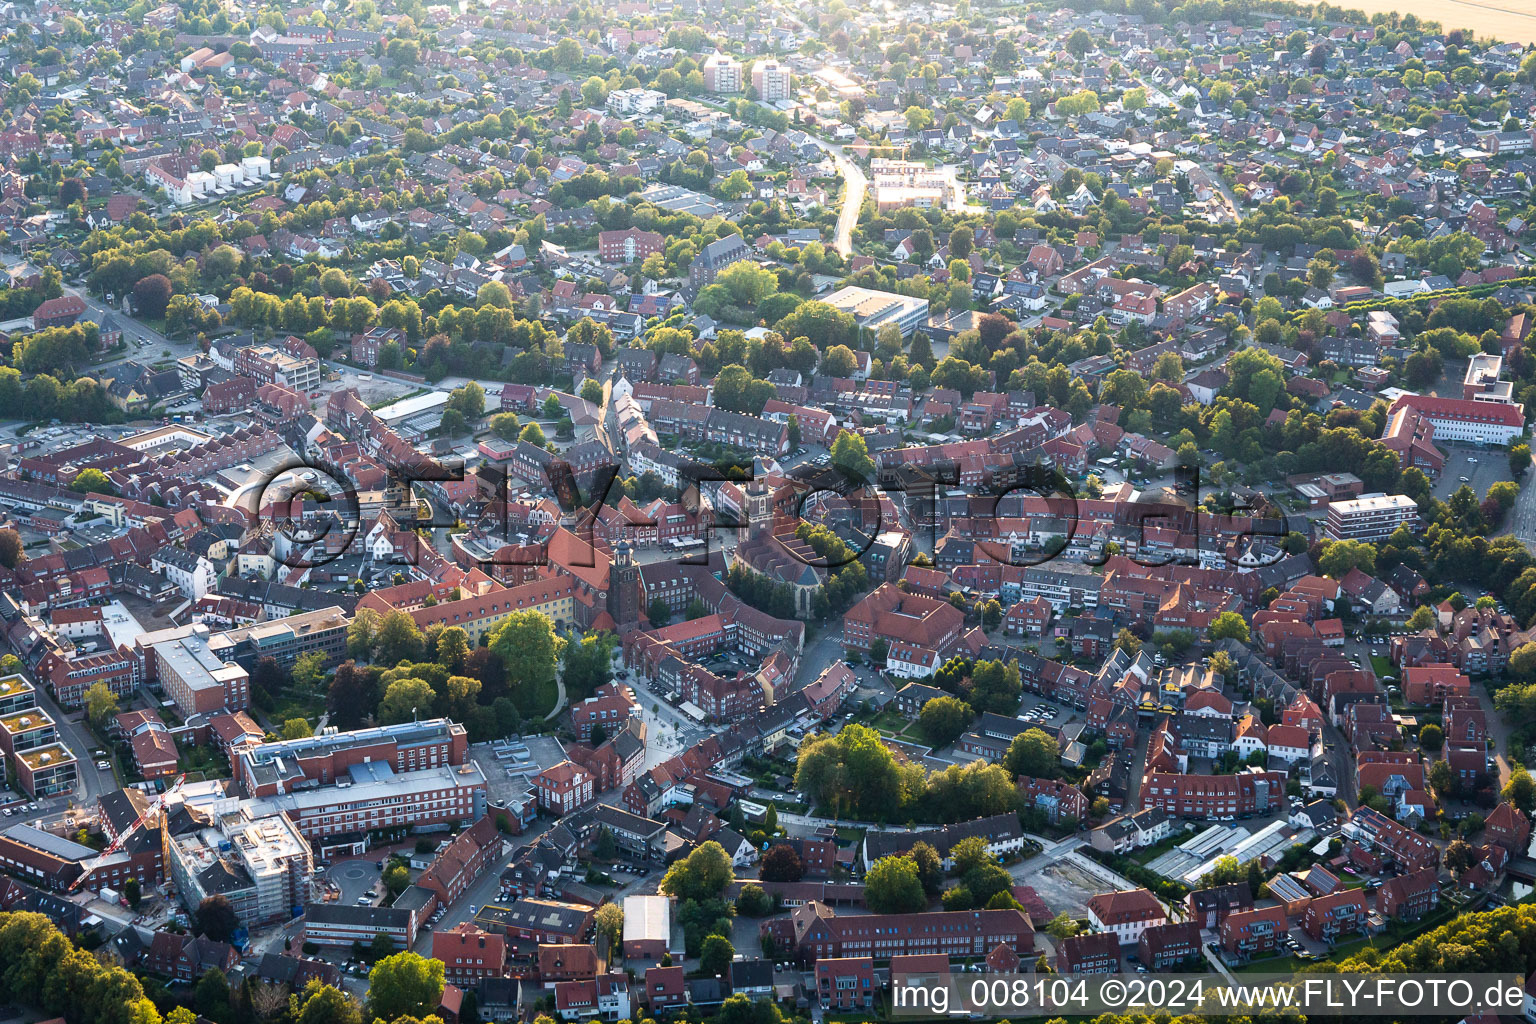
[
  {"left": 804, "top": 136, "right": 866, "bottom": 258},
  {"left": 1508, "top": 449, "right": 1536, "bottom": 551}
]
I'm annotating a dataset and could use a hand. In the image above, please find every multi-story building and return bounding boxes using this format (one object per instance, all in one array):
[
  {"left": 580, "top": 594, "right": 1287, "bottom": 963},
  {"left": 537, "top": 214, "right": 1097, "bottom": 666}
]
[
  {"left": 233, "top": 344, "right": 322, "bottom": 392},
  {"left": 244, "top": 762, "right": 487, "bottom": 853},
  {"left": 151, "top": 546, "right": 217, "bottom": 599},
  {"left": 751, "top": 59, "right": 791, "bottom": 102},
  {"left": 214, "top": 608, "right": 349, "bottom": 670},
  {"left": 1140, "top": 768, "right": 1287, "bottom": 818},
  {"left": 1086, "top": 889, "right": 1166, "bottom": 946},
  {"left": 143, "top": 624, "right": 251, "bottom": 716},
  {"left": 688, "top": 234, "right": 750, "bottom": 288},
  {"left": 862, "top": 813, "right": 1027, "bottom": 870},
  {"left": 598, "top": 228, "right": 665, "bottom": 265},
  {"left": 1324, "top": 494, "right": 1419, "bottom": 542},
  {"left": 433, "top": 924, "right": 506, "bottom": 985},
  {"left": 1302, "top": 888, "right": 1368, "bottom": 943},
  {"left": 235, "top": 718, "right": 470, "bottom": 796},
  {"left": 701, "top": 52, "right": 741, "bottom": 93},
  {"left": 14, "top": 743, "right": 77, "bottom": 798},
  {"left": 42, "top": 644, "right": 137, "bottom": 709},
  {"left": 1186, "top": 882, "right": 1254, "bottom": 929},
  {"left": 1136, "top": 921, "right": 1201, "bottom": 969},
  {"left": 0, "top": 706, "right": 54, "bottom": 757},
  {"left": 304, "top": 904, "right": 415, "bottom": 948},
  {"left": 166, "top": 810, "right": 314, "bottom": 928},
  {"left": 843, "top": 583, "right": 964, "bottom": 664},
  {"left": 570, "top": 684, "right": 639, "bottom": 743},
  {"left": 1378, "top": 867, "right": 1441, "bottom": 921},
  {"left": 478, "top": 899, "right": 594, "bottom": 944},
  {"left": 0, "top": 675, "right": 36, "bottom": 716},
  {"left": 767, "top": 903, "right": 1034, "bottom": 961},
  {"left": 554, "top": 974, "right": 630, "bottom": 1021},
  {"left": 1056, "top": 931, "right": 1120, "bottom": 973},
  {"left": 534, "top": 761, "right": 595, "bottom": 815},
  {"left": 1343, "top": 806, "right": 1441, "bottom": 873},
  {"left": 815, "top": 958, "right": 875, "bottom": 1009},
  {"left": 1218, "top": 905, "right": 1287, "bottom": 961},
  {"left": 361, "top": 576, "right": 577, "bottom": 643},
  {"left": 1387, "top": 393, "right": 1525, "bottom": 446},
  {"left": 823, "top": 285, "right": 931, "bottom": 338}
]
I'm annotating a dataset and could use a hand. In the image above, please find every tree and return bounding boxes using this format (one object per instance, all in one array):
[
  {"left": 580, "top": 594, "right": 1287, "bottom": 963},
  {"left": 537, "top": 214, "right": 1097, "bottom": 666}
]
[
  {"left": 132, "top": 274, "right": 173, "bottom": 318},
  {"left": 1407, "top": 605, "right": 1437, "bottom": 631},
  {"left": 374, "top": 609, "right": 424, "bottom": 665},
  {"left": 865, "top": 855, "right": 927, "bottom": 913},
  {"left": 0, "top": 529, "right": 22, "bottom": 569},
  {"left": 830, "top": 430, "right": 876, "bottom": 485},
  {"left": 1511, "top": 442, "right": 1531, "bottom": 477},
  {"left": 1504, "top": 765, "right": 1535, "bottom": 813},
  {"left": 435, "top": 626, "right": 471, "bottom": 674},
  {"left": 70, "top": 468, "right": 112, "bottom": 494},
  {"left": 447, "top": 382, "right": 486, "bottom": 419},
  {"left": 594, "top": 902, "right": 623, "bottom": 954},
  {"left": 1418, "top": 723, "right": 1443, "bottom": 752},
  {"left": 383, "top": 862, "right": 410, "bottom": 899},
  {"left": 1208, "top": 611, "right": 1250, "bottom": 644},
  {"left": 918, "top": 696, "right": 971, "bottom": 747},
  {"left": 562, "top": 631, "right": 615, "bottom": 702},
  {"left": 519, "top": 421, "right": 546, "bottom": 445},
  {"left": 194, "top": 969, "right": 231, "bottom": 1022},
  {"left": 1445, "top": 838, "right": 1476, "bottom": 878},
  {"left": 1428, "top": 759, "right": 1455, "bottom": 799},
  {"left": 366, "top": 952, "right": 444, "bottom": 1021},
  {"left": 347, "top": 608, "right": 378, "bottom": 659},
  {"left": 1317, "top": 538, "right": 1376, "bottom": 578},
  {"left": 699, "top": 935, "right": 734, "bottom": 977},
  {"left": 1115, "top": 628, "right": 1142, "bottom": 657},
  {"left": 736, "top": 883, "right": 774, "bottom": 917},
  {"left": 1065, "top": 27, "right": 1093, "bottom": 56},
  {"left": 490, "top": 412, "right": 522, "bottom": 440},
  {"left": 909, "top": 841, "right": 944, "bottom": 896},
  {"left": 821, "top": 344, "right": 858, "bottom": 377},
  {"left": 281, "top": 718, "right": 313, "bottom": 740},
  {"left": 760, "top": 844, "right": 805, "bottom": 882},
  {"left": 297, "top": 982, "right": 362, "bottom": 1024},
  {"left": 377, "top": 677, "right": 437, "bottom": 725},
  {"left": 795, "top": 724, "right": 919, "bottom": 820},
  {"left": 123, "top": 876, "right": 141, "bottom": 910},
  {"left": 1044, "top": 911, "right": 1080, "bottom": 940},
  {"left": 85, "top": 681, "right": 120, "bottom": 729},
  {"left": 659, "top": 841, "right": 734, "bottom": 901},
  {"left": 1002, "top": 728, "right": 1059, "bottom": 779},
  {"left": 647, "top": 598, "right": 672, "bottom": 626},
  {"left": 195, "top": 894, "right": 240, "bottom": 942},
  {"left": 488, "top": 610, "right": 563, "bottom": 716}
]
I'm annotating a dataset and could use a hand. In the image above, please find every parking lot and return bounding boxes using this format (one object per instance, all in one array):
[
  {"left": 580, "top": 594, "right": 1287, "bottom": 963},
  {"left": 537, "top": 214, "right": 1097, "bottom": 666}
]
[{"left": 1433, "top": 444, "right": 1510, "bottom": 499}]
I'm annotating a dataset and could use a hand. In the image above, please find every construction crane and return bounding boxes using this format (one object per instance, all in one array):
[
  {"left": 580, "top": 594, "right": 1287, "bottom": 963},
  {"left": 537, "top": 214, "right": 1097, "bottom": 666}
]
[{"left": 67, "top": 774, "right": 187, "bottom": 893}]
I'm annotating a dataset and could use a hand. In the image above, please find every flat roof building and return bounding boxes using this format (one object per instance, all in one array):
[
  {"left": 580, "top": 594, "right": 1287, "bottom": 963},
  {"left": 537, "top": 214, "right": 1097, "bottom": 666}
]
[
  {"left": 822, "top": 286, "right": 930, "bottom": 339},
  {"left": 1325, "top": 493, "right": 1419, "bottom": 542}
]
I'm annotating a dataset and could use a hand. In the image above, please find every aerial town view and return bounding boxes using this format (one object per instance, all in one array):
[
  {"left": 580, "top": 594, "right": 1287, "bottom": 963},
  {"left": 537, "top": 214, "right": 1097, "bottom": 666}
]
[{"left": 10, "top": 0, "right": 1536, "bottom": 1021}]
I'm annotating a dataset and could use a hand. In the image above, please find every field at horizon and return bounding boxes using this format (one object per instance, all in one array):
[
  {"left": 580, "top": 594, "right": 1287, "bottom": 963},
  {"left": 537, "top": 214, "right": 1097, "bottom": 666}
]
[{"left": 1308, "top": 0, "right": 1536, "bottom": 45}]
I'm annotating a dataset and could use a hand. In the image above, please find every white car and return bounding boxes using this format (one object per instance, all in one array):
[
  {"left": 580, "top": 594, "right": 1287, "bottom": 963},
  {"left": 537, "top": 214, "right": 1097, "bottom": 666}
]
[{"left": 96, "top": 760, "right": 111, "bottom": 770}]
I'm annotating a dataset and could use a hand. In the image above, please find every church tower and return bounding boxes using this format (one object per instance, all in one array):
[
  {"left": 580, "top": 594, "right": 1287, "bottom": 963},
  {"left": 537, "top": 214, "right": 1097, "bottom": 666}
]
[
  {"left": 740, "top": 481, "right": 773, "bottom": 543},
  {"left": 607, "top": 540, "right": 642, "bottom": 630}
]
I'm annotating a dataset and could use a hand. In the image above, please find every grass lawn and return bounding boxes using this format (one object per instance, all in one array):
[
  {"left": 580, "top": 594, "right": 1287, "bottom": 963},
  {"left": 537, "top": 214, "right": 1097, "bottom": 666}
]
[
  {"left": 1370, "top": 655, "right": 1394, "bottom": 679},
  {"left": 869, "top": 709, "right": 908, "bottom": 734}
]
